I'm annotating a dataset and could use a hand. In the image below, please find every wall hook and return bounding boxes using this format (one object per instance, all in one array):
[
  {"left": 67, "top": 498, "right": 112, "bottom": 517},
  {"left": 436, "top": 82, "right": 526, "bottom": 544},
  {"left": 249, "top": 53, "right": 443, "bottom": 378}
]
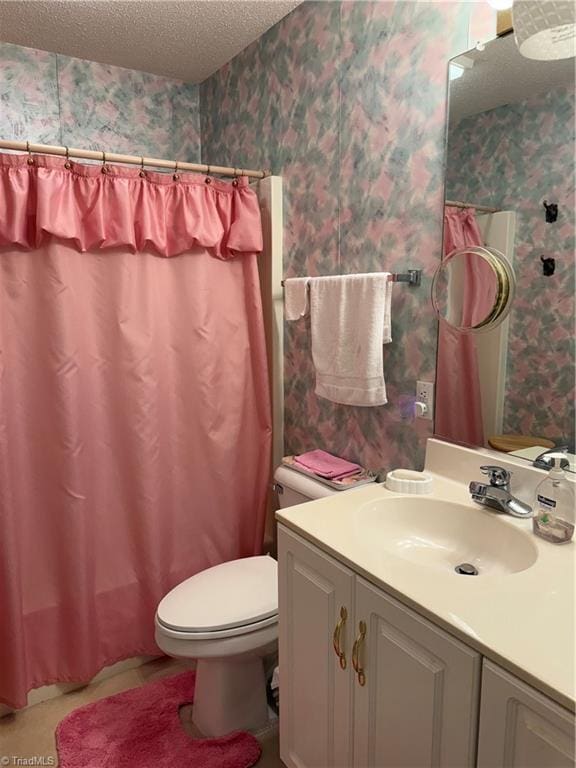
[
  {"left": 541, "top": 255, "right": 555, "bottom": 276},
  {"left": 543, "top": 200, "right": 558, "bottom": 223}
]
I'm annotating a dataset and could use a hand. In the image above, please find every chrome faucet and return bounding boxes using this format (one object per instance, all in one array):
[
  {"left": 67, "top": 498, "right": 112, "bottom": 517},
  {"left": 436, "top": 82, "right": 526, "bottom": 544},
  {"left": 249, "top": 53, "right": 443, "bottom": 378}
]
[
  {"left": 533, "top": 446, "right": 569, "bottom": 471},
  {"left": 469, "top": 465, "right": 533, "bottom": 519}
]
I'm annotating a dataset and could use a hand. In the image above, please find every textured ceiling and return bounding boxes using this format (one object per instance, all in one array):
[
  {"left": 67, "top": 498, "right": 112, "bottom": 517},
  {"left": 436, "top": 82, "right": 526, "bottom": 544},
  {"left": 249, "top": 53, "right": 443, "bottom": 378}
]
[
  {"left": 450, "top": 34, "right": 575, "bottom": 123},
  {"left": 0, "top": 0, "right": 302, "bottom": 83}
]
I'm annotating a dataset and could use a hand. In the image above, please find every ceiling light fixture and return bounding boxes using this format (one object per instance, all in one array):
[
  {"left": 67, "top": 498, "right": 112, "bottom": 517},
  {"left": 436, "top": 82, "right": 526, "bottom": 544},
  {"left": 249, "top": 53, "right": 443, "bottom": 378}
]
[
  {"left": 449, "top": 55, "right": 475, "bottom": 81},
  {"left": 513, "top": 0, "right": 576, "bottom": 60},
  {"left": 449, "top": 63, "right": 465, "bottom": 81},
  {"left": 487, "top": 0, "right": 513, "bottom": 10}
]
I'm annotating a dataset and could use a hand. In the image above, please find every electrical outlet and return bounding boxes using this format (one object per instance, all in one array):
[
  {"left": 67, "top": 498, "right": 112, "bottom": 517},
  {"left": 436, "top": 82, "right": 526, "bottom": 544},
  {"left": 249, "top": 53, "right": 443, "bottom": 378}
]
[{"left": 416, "top": 380, "right": 434, "bottom": 420}]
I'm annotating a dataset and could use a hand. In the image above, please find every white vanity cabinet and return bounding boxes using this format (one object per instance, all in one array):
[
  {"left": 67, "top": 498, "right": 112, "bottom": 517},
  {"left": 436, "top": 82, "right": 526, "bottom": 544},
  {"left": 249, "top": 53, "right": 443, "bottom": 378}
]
[
  {"left": 278, "top": 526, "right": 481, "bottom": 768},
  {"left": 278, "top": 525, "right": 576, "bottom": 768},
  {"left": 353, "top": 576, "right": 481, "bottom": 768},
  {"left": 477, "top": 662, "right": 575, "bottom": 768},
  {"left": 278, "top": 525, "right": 355, "bottom": 768}
]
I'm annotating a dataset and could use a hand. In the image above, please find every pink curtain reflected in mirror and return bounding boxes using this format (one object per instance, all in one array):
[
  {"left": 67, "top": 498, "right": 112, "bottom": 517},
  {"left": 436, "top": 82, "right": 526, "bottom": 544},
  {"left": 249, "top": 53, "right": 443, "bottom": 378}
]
[
  {"left": 0, "top": 155, "right": 272, "bottom": 709},
  {"left": 435, "top": 207, "right": 489, "bottom": 446}
]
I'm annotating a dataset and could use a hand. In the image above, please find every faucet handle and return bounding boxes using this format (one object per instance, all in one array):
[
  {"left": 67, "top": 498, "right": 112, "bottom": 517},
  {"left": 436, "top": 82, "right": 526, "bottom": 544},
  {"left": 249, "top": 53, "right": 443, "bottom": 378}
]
[{"left": 480, "top": 465, "right": 511, "bottom": 488}]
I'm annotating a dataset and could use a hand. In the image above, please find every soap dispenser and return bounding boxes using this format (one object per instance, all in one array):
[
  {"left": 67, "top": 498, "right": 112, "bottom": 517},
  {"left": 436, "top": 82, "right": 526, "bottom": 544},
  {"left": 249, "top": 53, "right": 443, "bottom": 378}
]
[{"left": 533, "top": 453, "right": 575, "bottom": 544}]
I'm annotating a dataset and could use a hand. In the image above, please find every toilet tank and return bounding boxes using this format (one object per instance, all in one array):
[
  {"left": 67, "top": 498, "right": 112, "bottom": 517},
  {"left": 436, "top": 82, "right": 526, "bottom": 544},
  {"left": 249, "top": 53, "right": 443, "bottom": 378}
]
[{"left": 273, "top": 465, "right": 337, "bottom": 508}]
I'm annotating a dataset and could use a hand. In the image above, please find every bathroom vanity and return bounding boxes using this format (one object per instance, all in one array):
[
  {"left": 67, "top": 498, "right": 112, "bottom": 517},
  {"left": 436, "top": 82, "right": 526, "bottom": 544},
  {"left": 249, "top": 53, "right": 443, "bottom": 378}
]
[{"left": 276, "top": 440, "right": 575, "bottom": 768}]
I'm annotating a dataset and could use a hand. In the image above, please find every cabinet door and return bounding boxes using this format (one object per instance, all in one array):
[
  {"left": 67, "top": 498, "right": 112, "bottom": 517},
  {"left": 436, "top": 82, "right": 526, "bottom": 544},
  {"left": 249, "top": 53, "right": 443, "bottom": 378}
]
[
  {"left": 478, "top": 661, "right": 575, "bottom": 768},
  {"left": 278, "top": 525, "right": 355, "bottom": 768},
  {"left": 353, "top": 577, "right": 481, "bottom": 768}
]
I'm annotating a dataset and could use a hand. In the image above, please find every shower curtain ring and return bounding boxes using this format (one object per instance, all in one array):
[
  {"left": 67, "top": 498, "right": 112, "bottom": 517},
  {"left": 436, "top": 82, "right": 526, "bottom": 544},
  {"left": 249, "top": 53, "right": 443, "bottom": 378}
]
[
  {"left": 205, "top": 164, "right": 212, "bottom": 183},
  {"left": 64, "top": 146, "right": 71, "bottom": 170},
  {"left": 140, "top": 156, "right": 146, "bottom": 178},
  {"left": 232, "top": 168, "right": 239, "bottom": 187},
  {"left": 26, "top": 140, "right": 35, "bottom": 166},
  {"left": 173, "top": 160, "right": 180, "bottom": 181},
  {"left": 101, "top": 151, "right": 107, "bottom": 174}
]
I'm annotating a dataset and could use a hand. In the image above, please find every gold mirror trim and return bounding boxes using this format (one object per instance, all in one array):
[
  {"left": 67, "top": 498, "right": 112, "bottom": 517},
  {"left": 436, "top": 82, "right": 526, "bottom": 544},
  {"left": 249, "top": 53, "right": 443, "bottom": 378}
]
[
  {"left": 432, "top": 245, "right": 515, "bottom": 334},
  {"left": 473, "top": 249, "right": 509, "bottom": 330}
]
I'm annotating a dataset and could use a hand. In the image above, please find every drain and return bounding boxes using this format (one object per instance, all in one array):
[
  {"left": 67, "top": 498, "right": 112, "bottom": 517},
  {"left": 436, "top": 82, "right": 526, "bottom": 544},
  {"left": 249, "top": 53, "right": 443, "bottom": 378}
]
[{"left": 455, "top": 562, "right": 479, "bottom": 576}]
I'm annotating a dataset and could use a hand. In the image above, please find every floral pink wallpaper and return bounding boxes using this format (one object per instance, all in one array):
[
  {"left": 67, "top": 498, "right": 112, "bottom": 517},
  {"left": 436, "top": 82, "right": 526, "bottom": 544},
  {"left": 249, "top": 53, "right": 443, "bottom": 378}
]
[
  {"left": 447, "top": 87, "right": 575, "bottom": 447},
  {"left": 1, "top": 3, "right": 483, "bottom": 473},
  {"left": 0, "top": 42, "right": 200, "bottom": 160},
  {"left": 200, "top": 1, "right": 470, "bottom": 471}
]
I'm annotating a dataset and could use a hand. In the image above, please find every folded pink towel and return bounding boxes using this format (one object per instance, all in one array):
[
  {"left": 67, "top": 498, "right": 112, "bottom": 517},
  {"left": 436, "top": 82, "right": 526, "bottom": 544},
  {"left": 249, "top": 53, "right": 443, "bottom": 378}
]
[{"left": 294, "top": 449, "right": 362, "bottom": 479}]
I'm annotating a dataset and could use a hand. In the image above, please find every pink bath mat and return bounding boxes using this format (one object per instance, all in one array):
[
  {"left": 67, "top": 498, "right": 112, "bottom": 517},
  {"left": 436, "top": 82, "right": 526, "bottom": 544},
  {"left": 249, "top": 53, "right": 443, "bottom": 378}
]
[{"left": 56, "top": 670, "right": 262, "bottom": 768}]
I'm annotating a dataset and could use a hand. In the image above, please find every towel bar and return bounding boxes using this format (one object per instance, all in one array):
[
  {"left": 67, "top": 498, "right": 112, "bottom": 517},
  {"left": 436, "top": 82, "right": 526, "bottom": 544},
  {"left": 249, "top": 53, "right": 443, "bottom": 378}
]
[{"left": 280, "top": 269, "right": 421, "bottom": 288}]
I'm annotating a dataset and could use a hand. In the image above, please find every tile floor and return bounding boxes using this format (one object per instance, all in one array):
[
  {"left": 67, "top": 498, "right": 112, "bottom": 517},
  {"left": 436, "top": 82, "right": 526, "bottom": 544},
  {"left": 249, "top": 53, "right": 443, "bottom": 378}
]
[{"left": 0, "top": 657, "right": 284, "bottom": 767}]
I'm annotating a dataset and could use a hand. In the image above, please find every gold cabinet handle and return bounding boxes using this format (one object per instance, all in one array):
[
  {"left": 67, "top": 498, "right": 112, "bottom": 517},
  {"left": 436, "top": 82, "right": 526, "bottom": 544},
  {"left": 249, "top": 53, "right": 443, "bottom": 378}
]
[
  {"left": 352, "top": 620, "right": 366, "bottom": 686},
  {"left": 332, "top": 606, "right": 348, "bottom": 670}
]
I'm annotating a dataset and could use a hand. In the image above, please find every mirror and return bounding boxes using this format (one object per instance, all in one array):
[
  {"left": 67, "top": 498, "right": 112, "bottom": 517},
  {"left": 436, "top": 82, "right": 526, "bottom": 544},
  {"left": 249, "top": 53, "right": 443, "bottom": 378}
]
[
  {"left": 432, "top": 245, "right": 515, "bottom": 332},
  {"left": 435, "top": 33, "right": 575, "bottom": 470}
]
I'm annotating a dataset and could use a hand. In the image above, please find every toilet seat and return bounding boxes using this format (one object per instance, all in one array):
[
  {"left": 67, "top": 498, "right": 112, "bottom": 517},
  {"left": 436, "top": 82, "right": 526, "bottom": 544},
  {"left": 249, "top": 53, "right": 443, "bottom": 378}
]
[
  {"left": 154, "top": 466, "right": 337, "bottom": 737},
  {"left": 156, "top": 611, "right": 278, "bottom": 641},
  {"left": 156, "top": 555, "right": 278, "bottom": 635}
]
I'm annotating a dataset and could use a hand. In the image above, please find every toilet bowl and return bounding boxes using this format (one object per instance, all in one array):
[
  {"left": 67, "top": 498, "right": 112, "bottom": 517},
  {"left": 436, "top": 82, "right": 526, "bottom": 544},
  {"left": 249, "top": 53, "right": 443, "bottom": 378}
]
[
  {"left": 155, "top": 555, "right": 278, "bottom": 737},
  {"left": 155, "top": 465, "right": 344, "bottom": 737}
]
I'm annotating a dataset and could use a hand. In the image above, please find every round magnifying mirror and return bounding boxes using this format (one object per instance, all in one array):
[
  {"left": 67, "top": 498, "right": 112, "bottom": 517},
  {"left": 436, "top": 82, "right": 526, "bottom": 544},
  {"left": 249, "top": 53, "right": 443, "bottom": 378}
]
[{"left": 432, "top": 245, "right": 515, "bottom": 332}]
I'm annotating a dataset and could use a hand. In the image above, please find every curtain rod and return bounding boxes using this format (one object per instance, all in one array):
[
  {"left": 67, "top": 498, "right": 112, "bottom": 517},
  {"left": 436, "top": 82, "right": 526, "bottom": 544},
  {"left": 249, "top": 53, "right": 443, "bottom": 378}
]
[
  {"left": 445, "top": 199, "right": 499, "bottom": 213},
  {"left": 0, "top": 139, "right": 270, "bottom": 180}
]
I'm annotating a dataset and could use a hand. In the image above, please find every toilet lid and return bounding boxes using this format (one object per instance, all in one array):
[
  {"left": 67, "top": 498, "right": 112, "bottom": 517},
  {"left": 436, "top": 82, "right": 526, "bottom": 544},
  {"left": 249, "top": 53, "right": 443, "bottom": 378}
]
[{"left": 157, "top": 555, "right": 278, "bottom": 633}]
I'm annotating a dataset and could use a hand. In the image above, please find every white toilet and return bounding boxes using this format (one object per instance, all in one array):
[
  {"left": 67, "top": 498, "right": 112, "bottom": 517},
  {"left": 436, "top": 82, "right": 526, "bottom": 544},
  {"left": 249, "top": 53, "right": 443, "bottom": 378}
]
[{"left": 154, "top": 464, "right": 339, "bottom": 737}]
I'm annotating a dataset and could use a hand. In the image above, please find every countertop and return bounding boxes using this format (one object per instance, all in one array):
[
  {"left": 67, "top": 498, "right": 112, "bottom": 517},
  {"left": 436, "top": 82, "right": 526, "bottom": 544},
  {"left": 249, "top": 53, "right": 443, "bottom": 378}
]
[{"left": 276, "top": 465, "right": 575, "bottom": 712}]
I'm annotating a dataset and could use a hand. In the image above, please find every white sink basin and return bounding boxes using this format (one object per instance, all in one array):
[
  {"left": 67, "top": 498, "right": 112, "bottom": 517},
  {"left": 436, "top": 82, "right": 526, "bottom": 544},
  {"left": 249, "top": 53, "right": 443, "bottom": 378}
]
[{"left": 355, "top": 498, "right": 538, "bottom": 576}]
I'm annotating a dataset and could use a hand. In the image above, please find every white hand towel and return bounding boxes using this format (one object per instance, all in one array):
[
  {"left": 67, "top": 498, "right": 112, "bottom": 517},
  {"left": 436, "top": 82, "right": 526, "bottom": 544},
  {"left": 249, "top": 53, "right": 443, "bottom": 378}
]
[
  {"left": 309, "top": 273, "right": 392, "bottom": 407},
  {"left": 283, "top": 277, "right": 310, "bottom": 320}
]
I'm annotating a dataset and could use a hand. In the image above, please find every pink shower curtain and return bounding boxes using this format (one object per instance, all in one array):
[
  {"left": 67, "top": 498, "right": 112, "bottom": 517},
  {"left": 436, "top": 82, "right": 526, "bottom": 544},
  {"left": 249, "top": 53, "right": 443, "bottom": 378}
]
[
  {"left": 0, "top": 154, "right": 272, "bottom": 709},
  {"left": 435, "top": 207, "right": 487, "bottom": 446}
]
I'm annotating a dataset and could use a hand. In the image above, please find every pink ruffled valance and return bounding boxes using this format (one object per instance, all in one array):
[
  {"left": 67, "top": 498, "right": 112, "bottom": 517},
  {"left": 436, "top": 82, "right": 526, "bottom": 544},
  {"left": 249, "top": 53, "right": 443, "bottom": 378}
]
[{"left": 0, "top": 153, "right": 263, "bottom": 259}]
